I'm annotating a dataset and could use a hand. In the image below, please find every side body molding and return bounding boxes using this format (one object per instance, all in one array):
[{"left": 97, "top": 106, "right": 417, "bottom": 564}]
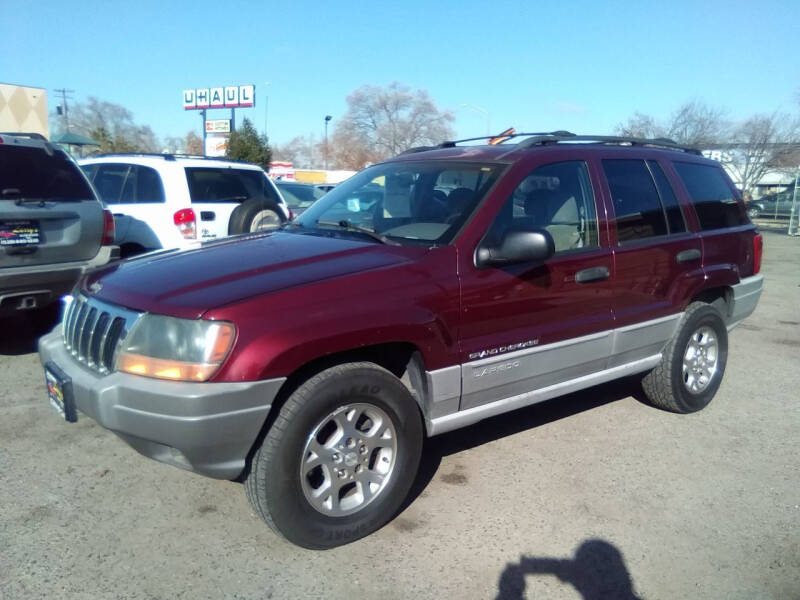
[{"left": 422, "top": 313, "right": 683, "bottom": 436}]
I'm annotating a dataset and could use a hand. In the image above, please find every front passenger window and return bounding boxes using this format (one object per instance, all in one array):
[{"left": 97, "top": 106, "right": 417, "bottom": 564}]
[{"left": 485, "top": 160, "right": 599, "bottom": 253}]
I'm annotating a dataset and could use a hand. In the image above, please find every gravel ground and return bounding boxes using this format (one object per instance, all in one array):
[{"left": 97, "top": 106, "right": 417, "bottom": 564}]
[{"left": 1, "top": 230, "right": 798, "bottom": 600}]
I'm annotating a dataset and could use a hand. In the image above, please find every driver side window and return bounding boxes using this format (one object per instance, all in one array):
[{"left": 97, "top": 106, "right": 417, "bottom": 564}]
[{"left": 485, "top": 161, "right": 599, "bottom": 253}]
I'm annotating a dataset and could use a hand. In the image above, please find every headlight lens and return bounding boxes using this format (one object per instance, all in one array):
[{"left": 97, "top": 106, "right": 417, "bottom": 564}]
[{"left": 116, "top": 315, "right": 235, "bottom": 382}]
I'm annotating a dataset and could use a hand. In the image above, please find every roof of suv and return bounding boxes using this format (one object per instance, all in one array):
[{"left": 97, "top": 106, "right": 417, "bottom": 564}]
[
  {"left": 389, "top": 132, "right": 708, "bottom": 164},
  {"left": 79, "top": 153, "right": 265, "bottom": 170}
]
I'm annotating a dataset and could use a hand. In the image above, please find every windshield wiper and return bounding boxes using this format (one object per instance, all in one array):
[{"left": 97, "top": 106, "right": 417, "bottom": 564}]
[{"left": 315, "top": 220, "right": 398, "bottom": 245}]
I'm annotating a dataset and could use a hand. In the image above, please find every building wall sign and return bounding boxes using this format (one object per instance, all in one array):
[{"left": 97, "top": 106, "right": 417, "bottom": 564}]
[{"left": 184, "top": 85, "right": 254, "bottom": 110}]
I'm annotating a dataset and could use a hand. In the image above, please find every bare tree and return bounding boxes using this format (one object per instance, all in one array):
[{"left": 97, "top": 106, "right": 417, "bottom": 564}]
[
  {"left": 720, "top": 113, "right": 800, "bottom": 194},
  {"left": 162, "top": 136, "right": 184, "bottom": 153},
  {"left": 330, "top": 82, "right": 454, "bottom": 169},
  {"left": 185, "top": 131, "right": 203, "bottom": 155},
  {"left": 616, "top": 101, "right": 726, "bottom": 147},
  {"left": 666, "top": 101, "right": 728, "bottom": 147},
  {"left": 615, "top": 112, "right": 665, "bottom": 140},
  {"left": 272, "top": 134, "right": 323, "bottom": 168},
  {"left": 63, "top": 97, "right": 159, "bottom": 153}
]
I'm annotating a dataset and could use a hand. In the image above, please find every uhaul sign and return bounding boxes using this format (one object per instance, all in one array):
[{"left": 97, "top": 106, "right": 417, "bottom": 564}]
[{"left": 183, "top": 85, "right": 254, "bottom": 110}]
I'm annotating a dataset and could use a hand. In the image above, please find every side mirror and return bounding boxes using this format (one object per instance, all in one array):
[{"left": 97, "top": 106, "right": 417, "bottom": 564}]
[{"left": 476, "top": 229, "right": 555, "bottom": 268}]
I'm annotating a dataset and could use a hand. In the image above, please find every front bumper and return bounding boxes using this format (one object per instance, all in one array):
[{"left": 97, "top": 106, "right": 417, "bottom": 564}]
[{"left": 38, "top": 329, "right": 285, "bottom": 479}]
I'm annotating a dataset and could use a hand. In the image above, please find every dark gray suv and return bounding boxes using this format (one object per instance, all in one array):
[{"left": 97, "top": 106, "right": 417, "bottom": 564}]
[{"left": 0, "top": 133, "right": 115, "bottom": 318}]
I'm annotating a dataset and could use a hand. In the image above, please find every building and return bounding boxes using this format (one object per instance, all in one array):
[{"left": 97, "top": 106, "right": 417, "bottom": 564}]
[{"left": 0, "top": 83, "right": 49, "bottom": 138}]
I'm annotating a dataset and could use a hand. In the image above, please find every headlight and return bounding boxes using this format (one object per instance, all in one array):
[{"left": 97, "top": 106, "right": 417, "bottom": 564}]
[{"left": 116, "top": 315, "right": 235, "bottom": 382}]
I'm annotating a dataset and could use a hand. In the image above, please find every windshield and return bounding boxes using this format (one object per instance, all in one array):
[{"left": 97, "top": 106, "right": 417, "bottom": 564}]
[
  {"left": 294, "top": 161, "right": 504, "bottom": 244},
  {"left": 276, "top": 182, "right": 326, "bottom": 209}
]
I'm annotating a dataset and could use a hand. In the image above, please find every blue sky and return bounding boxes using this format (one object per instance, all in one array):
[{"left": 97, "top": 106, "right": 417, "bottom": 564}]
[{"left": 2, "top": 0, "right": 798, "bottom": 146}]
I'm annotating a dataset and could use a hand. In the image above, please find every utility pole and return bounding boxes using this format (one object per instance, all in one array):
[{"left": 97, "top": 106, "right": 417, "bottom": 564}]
[
  {"left": 54, "top": 88, "right": 75, "bottom": 132},
  {"left": 324, "top": 115, "right": 332, "bottom": 170}
]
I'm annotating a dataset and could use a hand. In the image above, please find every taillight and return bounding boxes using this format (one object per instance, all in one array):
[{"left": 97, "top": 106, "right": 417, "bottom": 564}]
[
  {"left": 173, "top": 208, "right": 196, "bottom": 239},
  {"left": 753, "top": 233, "right": 763, "bottom": 275},
  {"left": 288, "top": 207, "right": 295, "bottom": 220},
  {"left": 102, "top": 210, "right": 115, "bottom": 245}
]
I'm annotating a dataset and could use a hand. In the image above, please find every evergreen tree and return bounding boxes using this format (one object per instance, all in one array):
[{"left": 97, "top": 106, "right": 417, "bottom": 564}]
[{"left": 225, "top": 118, "right": 271, "bottom": 166}]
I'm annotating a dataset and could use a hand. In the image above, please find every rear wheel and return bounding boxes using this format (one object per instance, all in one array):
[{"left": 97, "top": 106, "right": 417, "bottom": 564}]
[
  {"left": 642, "top": 302, "right": 728, "bottom": 413},
  {"left": 245, "top": 362, "right": 423, "bottom": 549},
  {"left": 746, "top": 205, "right": 761, "bottom": 219}
]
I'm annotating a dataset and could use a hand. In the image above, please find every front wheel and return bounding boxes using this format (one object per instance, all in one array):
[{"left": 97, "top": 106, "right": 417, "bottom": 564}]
[
  {"left": 746, "top": 205, "right": 761, "bottom": 219},
  {"left": 642, "top": 302, "right": 728, "bottom": 413},
  {"left": 245, "top": 363, "right": 423, "bottom": 549}
]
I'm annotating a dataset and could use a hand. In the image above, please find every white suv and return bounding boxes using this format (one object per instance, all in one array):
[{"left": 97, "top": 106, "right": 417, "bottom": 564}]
[{"left": 80, "top": 154, "right": 290, "bottom": 257}]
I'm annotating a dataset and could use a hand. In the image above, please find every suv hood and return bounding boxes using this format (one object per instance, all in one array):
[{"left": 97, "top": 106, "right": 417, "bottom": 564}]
[{"left": 85, "top": 231, "right": 424, "bottom": 318}]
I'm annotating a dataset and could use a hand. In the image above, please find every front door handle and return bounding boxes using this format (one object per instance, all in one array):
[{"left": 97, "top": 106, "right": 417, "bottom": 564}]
[
  {"left": 676, "top": 249, "right": 701, "bottom": 264},
  {"left": 200, "top": 211, "right": 216, "bottom": 221},
  {"left": 575, "top": 266, "right": 610, "bottom": 283}
]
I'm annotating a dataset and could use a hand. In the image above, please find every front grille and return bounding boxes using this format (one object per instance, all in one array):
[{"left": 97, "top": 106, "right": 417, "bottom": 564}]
[{"left": 62, "top": 294, "right": 141, "bottom": 374}]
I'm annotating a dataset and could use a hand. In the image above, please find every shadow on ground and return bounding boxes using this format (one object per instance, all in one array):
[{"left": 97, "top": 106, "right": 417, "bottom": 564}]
[
  {"left": 0, "top": 307, "right": 60, "bottom": 355},
  {"left": 496, "top": 539, "right": 643, "bottom": 599},
  {"left": 402, "top": 375, "right": 647, "bottom": 511}
]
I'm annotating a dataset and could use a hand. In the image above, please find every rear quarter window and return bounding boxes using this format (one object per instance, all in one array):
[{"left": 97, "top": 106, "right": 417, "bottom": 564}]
[
  {"left": 673, "top": 162, "right": 747, "bottom": 230},
  {"left": 185, "top": 167, "right": 279, "bottom": 204}
]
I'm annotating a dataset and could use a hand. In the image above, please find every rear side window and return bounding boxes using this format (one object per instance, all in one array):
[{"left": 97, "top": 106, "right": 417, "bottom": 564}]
[
  {"left": 673, "top": 162, "right": 747, "bottom": 230},
  {"left": 0, "top": 146, "right": 94, "bottom": 201},
  {"left": 602, "top": 159, "right": 668, "bottom": 243},
  {"left": 186, "top": 168, "right": 279, "bottom": 204},
  {"left": 92, "top": 164, "right": 130, "bottom": 204},
  {"left": 647, "top": 160, "right": 686, "bottom": 234},
  {"left": 120, "top": 166, "right": 165, "bottom": 204}
]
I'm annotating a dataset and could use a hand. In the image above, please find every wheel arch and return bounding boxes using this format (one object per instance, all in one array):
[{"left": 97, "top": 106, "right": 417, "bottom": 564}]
[
  {"left": 240, "top": 342, "right": 430, "bottom": 479},
  {"left": 688, "top": 285, "right": 734, "bottom": 321}
]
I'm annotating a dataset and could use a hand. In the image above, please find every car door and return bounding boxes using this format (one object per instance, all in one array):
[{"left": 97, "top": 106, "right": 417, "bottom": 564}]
[
  {"left": 457, "top": 158, "right": 616, "bottom": 410},
  {"left": 89, "top": 163, "right": 169, "bottom": 250},
  {"left": 598, "top": 156, "right": 705, "bottom": 367}
]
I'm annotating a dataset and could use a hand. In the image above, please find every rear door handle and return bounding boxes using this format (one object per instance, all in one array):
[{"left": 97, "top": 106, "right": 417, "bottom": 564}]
[
  {"left": 575, "top": 266, "right": 610, "bottom": 283},
  {"left": 200, "top": 211, "right": 216, "bottom": 221},
  {"left": 676, "top": 249, "right": 701, "bottom": 264}
]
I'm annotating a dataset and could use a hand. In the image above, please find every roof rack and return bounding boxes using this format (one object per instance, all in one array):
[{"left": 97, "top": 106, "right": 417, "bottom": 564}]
[
  {"left": 515, "top": 134, "right": 701, "bottom": 154},
  {"left": 87, "top": 152, "right": 260, "bottom": 165},
  {"left": 398, "top": 131, "right": 576, "bottom": 155},
  {"left": 91, "top": 152, "right": 178, "bottom": 161}
]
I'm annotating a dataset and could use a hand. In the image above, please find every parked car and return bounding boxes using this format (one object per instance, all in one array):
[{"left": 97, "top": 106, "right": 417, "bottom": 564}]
[
  {"left": 0, "top": 132, "right": 115, "bottom": 319},
  {"left": 746, "top": 188, "right": 797, "bottom": 219},
  {"left": 40, "top": 133, "right": 763, "bottom": 549},
  {"left": 274, "top": 181, "right": 327, "bottom": 217},
  {"left": 80, "top": 154, "right": 289, "bottom": 257}
]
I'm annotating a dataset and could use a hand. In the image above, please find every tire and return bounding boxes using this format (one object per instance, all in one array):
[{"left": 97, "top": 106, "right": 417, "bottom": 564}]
[
  {"left": 245, "top": 362, "right": 424, "bottom": 549},
  {"left": 642, "top": 302, "right": 728, "bottom": 413},
  {"left": 746, "top": 205, "right": 761, "bottom": 219},
  {"left": 228, "top": 199, "right": 284, "bottom": 234}
]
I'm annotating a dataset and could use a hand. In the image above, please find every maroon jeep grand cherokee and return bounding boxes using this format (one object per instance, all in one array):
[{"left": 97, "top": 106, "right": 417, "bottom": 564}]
[{"left": 39, "top": 133, "right": 764, "bottom": 548}]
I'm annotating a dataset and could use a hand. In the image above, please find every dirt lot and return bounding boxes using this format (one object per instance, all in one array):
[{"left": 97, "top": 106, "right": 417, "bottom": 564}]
[{"left": 1, "top": 231, "right": 798, "bottom": 600}]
